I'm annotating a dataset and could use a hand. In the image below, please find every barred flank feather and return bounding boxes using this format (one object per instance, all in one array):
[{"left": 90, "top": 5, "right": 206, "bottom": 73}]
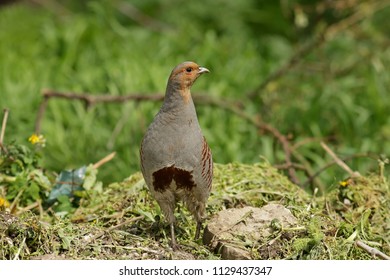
[{"left": 201, "top": 136, "right": 213, "bottom": 191}]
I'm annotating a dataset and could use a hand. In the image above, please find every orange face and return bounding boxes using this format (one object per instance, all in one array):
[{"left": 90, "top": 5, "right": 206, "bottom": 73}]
[{"left": 169, "top": 61, "right": 210, "bottom": 90}]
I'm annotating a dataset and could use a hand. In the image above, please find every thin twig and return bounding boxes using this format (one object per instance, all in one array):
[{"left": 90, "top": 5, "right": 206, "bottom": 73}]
[
  {"left": 355, "top": 240, "right": 390, "bottom": 260},
  {"left": 324, "top": 0, "right": 390, "bottom": 40},
  {"left": 83, "top": 215, "right": 144, "bottom": 246},
  {"left": 9, "top": 189, "right": 25, "bottom": 213},
  {"left": 303, "top": 153, "right": 373, "bottom": 187},
  {"left": 320, "top": 141, "right": 360, "bottom": 177},
  {"left": 35, "top": 90, "right": 299, "bottom": 184},
  {"left": 378, "top": 158, "right": 389, "bottom": 183},
  {"left": 101, "top": 244, "right": 164, "bottom": 256},
  {"left": 263, "top": 123, "right": 299, "bottom": 184},
  {"left": 16, "top": 201, "right": 40, "bottom": 215},
  {"left": 247, "top": 34, "right": 325, "bottom": 99},
  {"left": 13, "top": 236, "right": 26, "bottom": 260},
  {"left": 93, "top": 152, "right": 116, "bottom": 169},
  {"left": 34, "top": 89, "right": 164, "bottom": 134},
  {"left": 221, "top": 105, "right": 298, "bottom": 184},
  {"left": 34, "top": 95, "right": 49, "bottom": 134},
  {"left": 291, "top": 148, "right": 326, "bottom": 192},
  {"left": 196, "top": 95, "right": 299, "bottom": 184},
  {"left": 292, "top": 136, "right": 329, "bottom": 151},
  {"left": 29, "top": 0, "right": 70, "bottom": 15},
  {"left": 306, "top": 187, "right": 318, "bottom": 211},
  {"left": 116, "top": 1, "right": 174, "bottom": 33},
  {"left": 0, "top": 108, "right": 9, "bottom": 151},
  {"left": 273, "top": 162, "right": 307, "bottom": 171},
  {"left": 247, "top": 0, "right": 390, "bottom": 99},
  {"left": 15, "top": 200, "right": 44, "bottom": 217},
  {"left": 40, "top": 89, "right": 164, "bottom": 103},
  {"left": 107, "top": 106, "right": 131, "bottom": 150}
]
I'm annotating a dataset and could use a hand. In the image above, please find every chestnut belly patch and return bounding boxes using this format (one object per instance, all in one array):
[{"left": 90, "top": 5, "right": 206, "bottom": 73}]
[{"left": 152, "top": 165, "right": 196, "bottom": 192}]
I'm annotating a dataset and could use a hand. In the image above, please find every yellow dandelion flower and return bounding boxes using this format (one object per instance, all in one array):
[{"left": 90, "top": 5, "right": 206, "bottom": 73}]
[
  {"left": 29, "top": 134, "right": 40, "bottom": 144},
  {"left": 0, "top": 197, "right": 10, "bottom": 209},
  {"left": 339, "top": 180, "right": 349, "bottom": 187},
  {"left": 28, "top": 133, "right": 46, "bottom": 147}
]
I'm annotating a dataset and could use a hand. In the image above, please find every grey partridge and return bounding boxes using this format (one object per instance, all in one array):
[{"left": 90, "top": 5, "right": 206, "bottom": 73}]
[{"left": 140, "top": 61, "right": 213, "bottom": 249}]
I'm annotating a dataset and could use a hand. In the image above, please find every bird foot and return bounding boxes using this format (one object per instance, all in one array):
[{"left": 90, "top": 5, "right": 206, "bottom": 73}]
[
  {"left": 170, "top": 223, "right": 180, "bottom": 250},
  {"left": 170, "top": 240, "right": 180, "bottom": 251},
  {"left": 195, "top": 221, "right": 202, "bottom": 240}
]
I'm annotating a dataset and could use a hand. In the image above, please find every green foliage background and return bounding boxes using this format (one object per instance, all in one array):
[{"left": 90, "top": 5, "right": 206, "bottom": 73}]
[{"left": 0, "top": 0, "right": 389, "bottom": 190}]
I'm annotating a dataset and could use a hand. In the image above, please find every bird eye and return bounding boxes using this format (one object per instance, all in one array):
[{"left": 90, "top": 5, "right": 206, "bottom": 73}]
[{"left": 186, "top": 67, "right": 192, "bottom": 72}]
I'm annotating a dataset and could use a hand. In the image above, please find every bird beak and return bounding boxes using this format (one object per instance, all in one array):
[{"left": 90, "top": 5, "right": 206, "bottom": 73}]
[{"left": 198, "top": 67, "right": 210, "bottom": 74}]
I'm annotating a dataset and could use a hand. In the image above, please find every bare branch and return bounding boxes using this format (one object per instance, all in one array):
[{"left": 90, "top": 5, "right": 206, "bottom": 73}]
[
  {"left": 0, "top": 108, "right": 9, "bottom": 143},
  {"left": 0, "top": 108, "right": 9, "bottom": 152},
  {"left": 302, "top": 153, "right": 373, "bottom": 187},
  {"left": 28, "top": 0, "right": 70, "bottom": 15},
  {"left": 192, "top": 94, "right": 300, "bottom": 185},
  {"left": 35, "top": 89, "right": 300, "bottom": 185},
  {"left": 93, "top": 152, "right": 116, "bottom": 169},
  {"left": 247, "top": 34, "right": 325, "bottom": 99},
  {"left": 248, "top": 0, "right": 390, "bottom": 99},
  {"left": 34, "top": 89, "right": 164, "bottom": 134},
  {"left": 116, "top": 1, "right": 174, "bottom": 33},
  {"left": 320, "top": 141, "right": 360, "bottom": 177},
  {"left": 355, "top": 240, "right": 390, "bottom": 260},
  {"left": 35, "top": 96, "right": 49, "bottom": 135},
  {"left": 83, "top": 215, "right": 144, "bottom": 246}
]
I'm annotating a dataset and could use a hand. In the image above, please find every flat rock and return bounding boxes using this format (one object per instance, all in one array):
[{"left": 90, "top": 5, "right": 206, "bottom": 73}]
[{"left": 203, "top": 204, "right": 297, "bottom": 259}]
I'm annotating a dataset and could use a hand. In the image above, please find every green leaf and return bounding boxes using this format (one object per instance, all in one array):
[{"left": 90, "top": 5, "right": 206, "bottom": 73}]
[
  {"left": 26, "top": 181, "right": 40, "bottom": 201},
  {"left": 29, "top": 169, "right": 52, "bottom": 190},
  {"left": 83, "top": 164, "right": 97, "bottom": 191},
  {"left": 54, "top": 195, "right": 74, "bottom": 214},
  {"left": 134, "top": 209, "right": 155, "bottom": 222}
]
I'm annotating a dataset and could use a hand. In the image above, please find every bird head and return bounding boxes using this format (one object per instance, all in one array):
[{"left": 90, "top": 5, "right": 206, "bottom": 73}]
[{"left": 168, "top": 61, "right": 210, "bottom": 91}]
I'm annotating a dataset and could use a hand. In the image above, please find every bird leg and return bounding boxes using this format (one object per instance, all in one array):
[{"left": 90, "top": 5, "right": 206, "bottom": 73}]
[
  {"left": 195, "top": 221, "right": 202, "bottom": 240},
  {"left": 170, "top": 223, "right": 179, "bottom": 250}
]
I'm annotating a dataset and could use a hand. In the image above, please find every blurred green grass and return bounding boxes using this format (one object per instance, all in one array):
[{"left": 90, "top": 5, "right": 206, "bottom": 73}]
[{"left": 0, "top": 0, "right": 389, "bottom": 190}]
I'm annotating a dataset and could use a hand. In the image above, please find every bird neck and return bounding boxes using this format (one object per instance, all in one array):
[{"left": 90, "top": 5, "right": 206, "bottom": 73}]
[{"left": 161, "top": 83, "right": 196, "bottom": 114}]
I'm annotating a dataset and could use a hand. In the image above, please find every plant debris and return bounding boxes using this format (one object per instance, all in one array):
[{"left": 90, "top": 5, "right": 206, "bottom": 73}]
[{"left": 1, "top": 160, "right": 389, "bottom": 259}]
